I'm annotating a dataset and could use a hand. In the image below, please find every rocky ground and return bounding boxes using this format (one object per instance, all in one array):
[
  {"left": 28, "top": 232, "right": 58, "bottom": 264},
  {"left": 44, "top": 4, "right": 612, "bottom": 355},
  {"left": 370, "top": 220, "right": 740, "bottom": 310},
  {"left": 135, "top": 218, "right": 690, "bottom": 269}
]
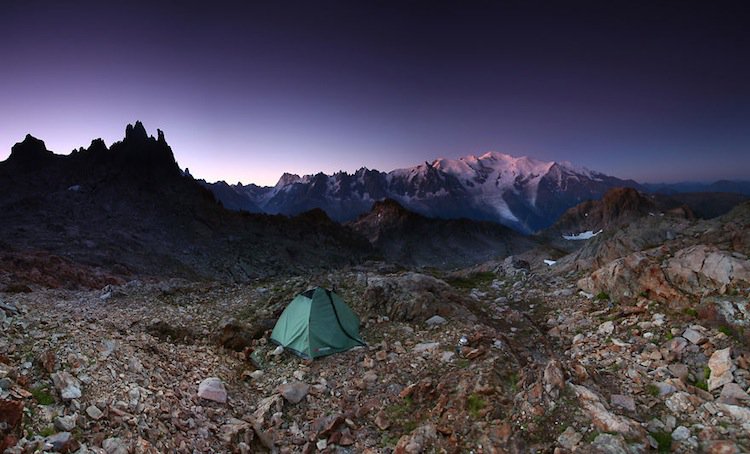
[{"left": 1, "top": 251, "right": 749, "bottom": 453}]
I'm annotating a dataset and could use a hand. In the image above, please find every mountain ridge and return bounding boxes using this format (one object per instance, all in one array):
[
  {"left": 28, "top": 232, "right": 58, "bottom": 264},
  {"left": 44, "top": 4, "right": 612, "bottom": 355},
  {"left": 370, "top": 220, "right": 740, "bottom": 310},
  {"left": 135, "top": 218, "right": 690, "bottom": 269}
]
[
  {"left": 203, "top": 151, "right": 641, "bottom": 233},
  {"left": 0, "top": 122, "right": 373, "bottom": 285}
]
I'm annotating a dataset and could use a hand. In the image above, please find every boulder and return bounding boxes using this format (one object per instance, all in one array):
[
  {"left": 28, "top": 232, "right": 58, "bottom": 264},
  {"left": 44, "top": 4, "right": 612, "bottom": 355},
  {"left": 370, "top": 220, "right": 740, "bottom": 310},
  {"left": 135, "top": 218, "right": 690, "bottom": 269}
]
[
  {"left": 666, "top": 245, "right": 750, "bottom": 295},
  {"left": 577, "top": 248, "right": 683, "bottom": 303},
  {"left": 197, "top": 377, "right": 227, "bottom": 403},
  {"left": 364, "top": 273, "right": 470, "bottom": 321},
  {"left": 278, "top": 381, "right": 309, "bottom": 404}
]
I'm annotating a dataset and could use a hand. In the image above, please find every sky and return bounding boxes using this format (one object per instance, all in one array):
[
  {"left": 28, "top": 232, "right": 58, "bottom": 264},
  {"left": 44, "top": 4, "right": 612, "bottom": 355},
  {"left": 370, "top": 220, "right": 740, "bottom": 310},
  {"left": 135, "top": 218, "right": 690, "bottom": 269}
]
[{"left": 1, "top": 1, "right": 748, "bottom": 186}]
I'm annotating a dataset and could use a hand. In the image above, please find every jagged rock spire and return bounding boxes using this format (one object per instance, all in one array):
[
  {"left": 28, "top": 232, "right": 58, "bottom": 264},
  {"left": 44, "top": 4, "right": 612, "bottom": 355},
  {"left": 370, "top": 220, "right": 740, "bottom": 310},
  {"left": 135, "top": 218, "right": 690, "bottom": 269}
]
[{"left": 125, "top": 121, "right": 148, "bottom": 142}]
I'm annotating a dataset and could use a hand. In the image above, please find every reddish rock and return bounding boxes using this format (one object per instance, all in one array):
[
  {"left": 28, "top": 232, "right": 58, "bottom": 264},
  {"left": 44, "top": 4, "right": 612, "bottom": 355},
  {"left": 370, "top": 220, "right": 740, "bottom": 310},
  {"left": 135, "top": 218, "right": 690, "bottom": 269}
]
[
  {"left": 338, "top": 428, "right": 355, "bottom": 446},
  {"left": 374, "top": 410, "right": 390, "bottom": 430},
  {"left": 39, "top": 349, "right": 57, "bottom": 374},
  {"left": 704, "top": 440, "right": 740, "bottom": 454},
  {"left": 0, "top": 399, "right": 23, "bottom": 452}
]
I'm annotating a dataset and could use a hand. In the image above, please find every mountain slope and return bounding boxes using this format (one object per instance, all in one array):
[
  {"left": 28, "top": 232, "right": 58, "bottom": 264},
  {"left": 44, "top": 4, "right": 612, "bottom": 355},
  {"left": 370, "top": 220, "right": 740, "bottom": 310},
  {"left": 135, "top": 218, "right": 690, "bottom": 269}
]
[
  {"left": 348, "top": 198, "right": 538, "bottom": 268},
  {"left": 208, "top": 152, "right": 640, "bottom": 233},
  {"left": 0, "top": 123, "right": 372, "bottom": 286}
]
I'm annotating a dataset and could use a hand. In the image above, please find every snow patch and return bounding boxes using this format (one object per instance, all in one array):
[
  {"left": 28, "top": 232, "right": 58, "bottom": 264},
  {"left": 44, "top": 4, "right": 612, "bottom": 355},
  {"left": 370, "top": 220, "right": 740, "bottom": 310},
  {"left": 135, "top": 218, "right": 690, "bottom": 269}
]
[
  {"left": 543, "top": 259, "right": 557, "bottom": 266},
  {"left": 562, "top": 230, "right": 602, "bottom": 240}
]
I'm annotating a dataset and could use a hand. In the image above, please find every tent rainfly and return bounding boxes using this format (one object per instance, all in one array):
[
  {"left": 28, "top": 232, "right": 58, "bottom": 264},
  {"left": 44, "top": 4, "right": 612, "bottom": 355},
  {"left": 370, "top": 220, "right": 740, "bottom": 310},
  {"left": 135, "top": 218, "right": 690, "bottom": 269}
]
[{"left": 270, "top": 287, "right": 366, "bottom": 359}]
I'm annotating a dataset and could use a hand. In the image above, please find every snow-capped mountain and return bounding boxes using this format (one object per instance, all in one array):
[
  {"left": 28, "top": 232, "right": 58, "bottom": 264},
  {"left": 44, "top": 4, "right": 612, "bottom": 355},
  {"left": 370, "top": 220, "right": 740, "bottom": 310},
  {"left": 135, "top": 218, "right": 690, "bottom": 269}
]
[{"left": 202, "top": 152, "right": 640, "bottom": 233}]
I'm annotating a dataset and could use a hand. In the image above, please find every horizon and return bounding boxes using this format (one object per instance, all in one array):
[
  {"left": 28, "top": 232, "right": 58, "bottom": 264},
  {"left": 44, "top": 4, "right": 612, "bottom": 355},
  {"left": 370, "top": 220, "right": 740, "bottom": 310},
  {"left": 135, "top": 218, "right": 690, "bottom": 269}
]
[
  {"left": 2, "top": 1, "right": 749, "bottom": 186},
  {"left": 6, "top": 123, "right": 748, "bottom": 188}
]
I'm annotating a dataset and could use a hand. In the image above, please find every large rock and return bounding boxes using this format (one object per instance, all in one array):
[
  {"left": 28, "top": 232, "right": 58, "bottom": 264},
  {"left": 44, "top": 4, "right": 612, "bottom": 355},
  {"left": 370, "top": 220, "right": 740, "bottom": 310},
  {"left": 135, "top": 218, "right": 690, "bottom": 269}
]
[
  {"left": 569, "top": 384, "right": 644, "bottom": 439},
  {"left": 197, "top": 377, "right": 227, "bottom": 403},
  {"left": 708, "top": 348, "right": 735, "bottom": 391},
  {"left": 577, "top": 248, "right": 683, "bottom": 303},
  {"left": 363, "top": 272, "right": 471, "bottom": 321},
  {"left": 278, "top": 381, "right": 309, "bottom": 404},
  {"left": 578, "top": 243, "right": 750, "bottom": 303},
  {"left": 666, "top": 245, "right": 750, "bottom": 294}
]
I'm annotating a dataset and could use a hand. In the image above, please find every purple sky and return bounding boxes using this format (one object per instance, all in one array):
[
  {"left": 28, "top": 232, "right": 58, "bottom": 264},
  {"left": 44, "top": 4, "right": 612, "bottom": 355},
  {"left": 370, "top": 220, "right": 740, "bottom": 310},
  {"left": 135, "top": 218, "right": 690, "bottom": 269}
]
[{"left": 1, "top": 1, "right": 748, "bottom": 186}]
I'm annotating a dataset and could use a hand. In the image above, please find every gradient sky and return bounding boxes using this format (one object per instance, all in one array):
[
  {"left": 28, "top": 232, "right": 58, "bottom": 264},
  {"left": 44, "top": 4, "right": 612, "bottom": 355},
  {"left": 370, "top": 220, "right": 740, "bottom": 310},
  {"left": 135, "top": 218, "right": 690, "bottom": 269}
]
[{"left": 1, "top": 1, "right": 748, "bottom": 186}]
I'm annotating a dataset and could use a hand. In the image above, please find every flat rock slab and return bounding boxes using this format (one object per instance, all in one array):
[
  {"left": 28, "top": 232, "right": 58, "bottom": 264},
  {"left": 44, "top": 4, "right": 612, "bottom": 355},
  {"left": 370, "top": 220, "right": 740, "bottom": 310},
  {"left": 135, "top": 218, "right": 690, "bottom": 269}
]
[
  {"left": 610, "top": 394, "right": 636, "bottom": 412},
  {"left": 708, "top": 347, "right": 735, "bottom": 391},
  {"left": 198, "top": 377, "right": 227, "bottom": 403},
  {"left": 682, "top": 328, "right": 705, "bottom": 345}
]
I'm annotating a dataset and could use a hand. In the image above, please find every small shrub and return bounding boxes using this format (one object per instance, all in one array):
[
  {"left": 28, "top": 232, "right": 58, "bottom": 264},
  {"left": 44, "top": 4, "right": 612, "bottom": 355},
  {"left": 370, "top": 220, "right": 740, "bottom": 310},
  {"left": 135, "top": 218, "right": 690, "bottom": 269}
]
[
  {"left": 684, "top": 307, "right": 698, "bottom": 317},
  {"left": 508, "top": 372, "right": 519, "bottom": 394},
  {"left": 467, "top": 393, "right": 486, "bottom": 418},
  {"left": 446, "top": 271, "right": 496, "bottom": 290},
  {"left": 39, "top": 426, "right": 56, "bottom": 437},
  {"left": 30, "top": 386, "right": 54, "bottom": 405},
  {"left": 650, "top": 431, "right": 672, "bottom": 453},
  {"left": 595, "top": 292, "right": 610, "bottom": 301},
  {"left": 646, "top": 384, "right": 660, "bottom": 397},
  {"left": 718, "top": 325, "right": 733, "bottom": 337}
]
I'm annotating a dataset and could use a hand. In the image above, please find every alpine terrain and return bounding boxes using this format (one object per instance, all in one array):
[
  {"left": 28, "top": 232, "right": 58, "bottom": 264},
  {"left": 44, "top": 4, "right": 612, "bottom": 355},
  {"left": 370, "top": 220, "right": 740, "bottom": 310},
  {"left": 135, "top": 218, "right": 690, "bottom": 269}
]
[{"left": 1, "top": 124, "right": 749, "bottom": 454}]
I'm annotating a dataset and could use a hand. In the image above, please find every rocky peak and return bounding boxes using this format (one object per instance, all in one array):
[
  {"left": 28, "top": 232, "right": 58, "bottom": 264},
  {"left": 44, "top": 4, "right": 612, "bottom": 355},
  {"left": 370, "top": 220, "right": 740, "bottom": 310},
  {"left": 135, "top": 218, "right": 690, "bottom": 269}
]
[
  {"left": 276, "top": 173, "right": 301, "bottom": 188},
  {"left": 368, "top": 198, "right": 410, "bottom": 219},
  {"left": 7, "top": 134, "right": 54, "bottom": 165},
  {"left": 86, "top": 138, "right": 108, "bottom": 154},
  {"left": 124, "top": 121, "right": 149, "bottom": 143}
]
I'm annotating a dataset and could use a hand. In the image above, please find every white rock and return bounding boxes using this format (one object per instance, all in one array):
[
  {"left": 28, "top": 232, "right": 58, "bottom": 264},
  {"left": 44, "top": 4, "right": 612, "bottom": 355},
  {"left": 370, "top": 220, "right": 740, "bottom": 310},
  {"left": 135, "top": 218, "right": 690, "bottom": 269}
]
[
  {"left": 682, "top": 328, "right": 705, "bottom": 345},
  {"left": 598, "top": 321, "right": 615, "bottom": 336},
  {"left": 86, "top": 405, "right": 103, "bottom": 420},
  {"left": 51, "top": 371, "right": 82, "bottom": 400},
  {"left": 425, "top": 315, "right": 447, "bottom": 326},
  {"left": 413, "top": 342, "right": 440, "bottom": 353},
  {"left": 671, "top": 426, "right": 690, "bottom": 441},
  {"left": 54, "top": 414, "right": 78, "bottom": 431},
  {"left": 440, "top": 351, "right": 455, "bottom": 362}
]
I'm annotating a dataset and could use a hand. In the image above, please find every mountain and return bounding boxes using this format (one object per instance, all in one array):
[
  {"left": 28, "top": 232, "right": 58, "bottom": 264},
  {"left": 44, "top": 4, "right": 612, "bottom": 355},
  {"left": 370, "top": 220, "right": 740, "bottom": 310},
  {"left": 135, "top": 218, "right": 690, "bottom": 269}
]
[
  {"left": 205, "top": 152, "right": 640, "bottom": 233},
  {"left": 0, "top": 123, "right": 372, "bottom": 287},
  {"left": 545, "top": 187, "right": 695, "bottom": 237},
  {"left": 348, "top": 199, "right": 537, "bottom": 269}
]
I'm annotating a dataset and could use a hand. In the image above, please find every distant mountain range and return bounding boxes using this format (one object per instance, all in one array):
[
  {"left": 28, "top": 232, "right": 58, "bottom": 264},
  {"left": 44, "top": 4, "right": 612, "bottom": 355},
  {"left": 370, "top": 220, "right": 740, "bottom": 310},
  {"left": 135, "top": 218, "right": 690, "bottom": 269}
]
[{"left": 202, "top": 153, "right": 643, "bottom": 233}]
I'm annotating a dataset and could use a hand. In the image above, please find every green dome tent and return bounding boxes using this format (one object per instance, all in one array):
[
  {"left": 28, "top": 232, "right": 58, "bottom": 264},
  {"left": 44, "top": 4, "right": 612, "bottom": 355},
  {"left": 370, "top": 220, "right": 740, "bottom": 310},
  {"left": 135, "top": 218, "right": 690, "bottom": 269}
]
[{"left": 270, "top": 287, "right": 366, "bottom": 359}]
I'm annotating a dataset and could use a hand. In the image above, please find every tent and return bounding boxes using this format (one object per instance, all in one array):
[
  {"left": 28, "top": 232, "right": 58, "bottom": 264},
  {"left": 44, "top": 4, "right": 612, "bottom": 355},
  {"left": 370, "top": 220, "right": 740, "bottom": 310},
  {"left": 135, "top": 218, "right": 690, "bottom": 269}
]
[{"left": 270, "top": 287, "right": 366, "bottom": 359}]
